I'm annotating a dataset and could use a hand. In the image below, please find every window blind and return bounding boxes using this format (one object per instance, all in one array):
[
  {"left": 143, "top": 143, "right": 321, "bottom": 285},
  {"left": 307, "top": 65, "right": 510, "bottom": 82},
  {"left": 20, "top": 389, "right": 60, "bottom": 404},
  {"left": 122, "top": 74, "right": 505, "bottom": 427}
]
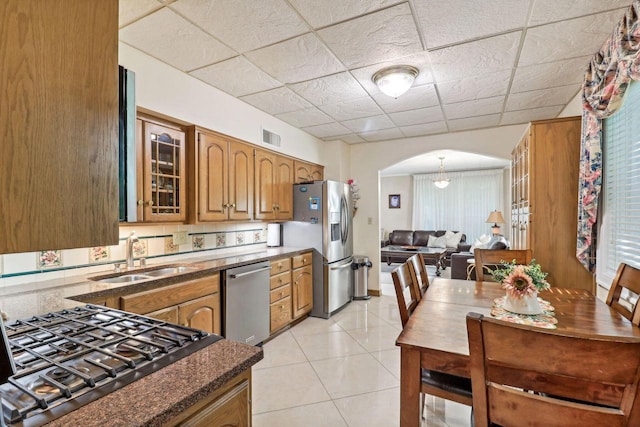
[{"left": 598, "top": 80, "right": 640, "bottom": 289}]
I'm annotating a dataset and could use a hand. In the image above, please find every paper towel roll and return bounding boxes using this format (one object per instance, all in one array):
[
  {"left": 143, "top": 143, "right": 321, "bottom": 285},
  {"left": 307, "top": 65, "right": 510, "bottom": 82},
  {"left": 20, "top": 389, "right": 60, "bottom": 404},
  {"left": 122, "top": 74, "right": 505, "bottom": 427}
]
[{"left": 267, "top": 223, "right": 281, "bottom": 247}]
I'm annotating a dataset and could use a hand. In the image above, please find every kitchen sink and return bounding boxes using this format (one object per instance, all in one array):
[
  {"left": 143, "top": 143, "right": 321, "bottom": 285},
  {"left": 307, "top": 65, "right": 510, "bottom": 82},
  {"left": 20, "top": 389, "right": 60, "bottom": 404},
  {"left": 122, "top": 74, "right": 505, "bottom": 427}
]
[
  {"left": 97, "top": 274, "right": 152, "bottom": 283},
  {"left": 142, "top": 266, "right": 200, "bottom": 277},
  {"left": 89, "top": 264, "right": 202, "bottom": 284}
]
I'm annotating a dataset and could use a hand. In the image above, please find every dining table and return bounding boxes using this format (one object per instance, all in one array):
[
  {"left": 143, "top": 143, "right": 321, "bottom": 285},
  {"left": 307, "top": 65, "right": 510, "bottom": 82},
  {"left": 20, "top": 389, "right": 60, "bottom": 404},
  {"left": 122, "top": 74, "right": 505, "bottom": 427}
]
[{"left": 395, "top": 278, "right": 640, "bottom": 427}]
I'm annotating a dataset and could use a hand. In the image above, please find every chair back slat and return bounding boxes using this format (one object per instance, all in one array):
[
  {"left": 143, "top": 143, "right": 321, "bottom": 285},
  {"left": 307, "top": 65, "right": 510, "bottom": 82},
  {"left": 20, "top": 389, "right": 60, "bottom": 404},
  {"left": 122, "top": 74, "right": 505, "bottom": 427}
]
[
  {"left": 407, "top": 253, "right": 429, "bottom": 299},
  {"left": 391, "top": 263, "right": 420, "bottom": 327},
  {"left": 467, "top": 312, "right": 640, "bottom": 427},
  {"left": 606, "top": 263, "right": 640, "bottom": 325},
  {"left": 473, "top": 249, "right": 532, "bottom": 281}
]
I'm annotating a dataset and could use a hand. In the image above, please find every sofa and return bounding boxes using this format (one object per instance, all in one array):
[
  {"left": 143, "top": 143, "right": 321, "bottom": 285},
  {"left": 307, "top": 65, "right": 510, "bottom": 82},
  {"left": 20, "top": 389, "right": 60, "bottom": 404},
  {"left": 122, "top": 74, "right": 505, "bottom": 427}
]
[
  {"left": 450, "top": 235, "right": 510, "bottom": 280},
  {"left": 382, "top": 230, "right": 470, "bottom": 267}
]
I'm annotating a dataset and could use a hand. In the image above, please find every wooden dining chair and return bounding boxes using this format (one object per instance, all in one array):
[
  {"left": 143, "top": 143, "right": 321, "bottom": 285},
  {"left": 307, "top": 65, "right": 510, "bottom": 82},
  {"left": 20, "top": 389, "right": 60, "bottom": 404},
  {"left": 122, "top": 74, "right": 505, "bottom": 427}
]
[
  {"left": 606, "top": 263, "right": 640, "bottom": 325},
  {"left": 407, "top": 253, "right": 429, "bottom": 299},
  {"left": 391, "top": 264, "right": 473, "bottom": 417},
  {"left": 473, "top": 249, "right": 533, "bottom": 281},
  {"left": 466, "top": 312, "right": 640, "bottom": 427}
]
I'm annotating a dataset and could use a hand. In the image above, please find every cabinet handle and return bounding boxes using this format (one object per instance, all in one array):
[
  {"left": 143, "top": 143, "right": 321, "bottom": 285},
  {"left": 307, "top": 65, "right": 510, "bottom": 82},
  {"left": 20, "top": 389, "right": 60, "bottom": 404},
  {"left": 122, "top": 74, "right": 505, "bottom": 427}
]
[
  {"left": 230, "top": 203, "right": 236, "bottom": 208},
  {"left": 137, "top": 199, "right": 144, "bottom": 206},
  {"left": 146, "top": 200, "right": 154, "bottom": 207},
  {"left": 302, "top": 258, "right": 307, "bottom": 263}
]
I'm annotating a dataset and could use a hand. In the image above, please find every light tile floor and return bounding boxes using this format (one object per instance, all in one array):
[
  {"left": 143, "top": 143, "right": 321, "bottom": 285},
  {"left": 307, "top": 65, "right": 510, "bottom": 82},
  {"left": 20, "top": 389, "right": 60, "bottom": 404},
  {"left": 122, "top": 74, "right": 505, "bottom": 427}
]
[{"left": 252, "top": 265, "right": 472, "bottom": 427}]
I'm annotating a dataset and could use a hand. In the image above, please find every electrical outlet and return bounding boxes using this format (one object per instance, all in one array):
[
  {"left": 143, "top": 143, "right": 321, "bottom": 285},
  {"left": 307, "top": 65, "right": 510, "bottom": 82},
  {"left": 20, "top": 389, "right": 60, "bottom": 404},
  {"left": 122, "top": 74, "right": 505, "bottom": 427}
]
[
  {"left": 172, "top": 231, "right": 188, "bottom": 245},
  {"left": 367, "top": 217, "right": 372, "bottom": 225}
]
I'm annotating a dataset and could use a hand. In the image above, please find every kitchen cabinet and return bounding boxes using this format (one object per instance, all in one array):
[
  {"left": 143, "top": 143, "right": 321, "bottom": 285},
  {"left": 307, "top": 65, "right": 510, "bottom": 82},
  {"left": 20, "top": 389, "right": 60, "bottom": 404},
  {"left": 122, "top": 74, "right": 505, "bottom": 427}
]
[
  {"left": 291, "top": 252, "right": 313, "bottom": 319},
  {"left": 0, "top": 0, "right": 119, "bottom": 254},
  {"left": 269, "top": 257, "right": 292, "bottom": 334},
  {"left": 254, "top": 149, "right": 294, "bottom": 221},
  {"left": 510, "top": 117, "right": 594, "bottom": 292},
  {"left": 187, "top": 128, "right": 253, "bottom": 222},
  {"left": 294, "top": 160, "right": 324, "bottom": 183},
  {"left": 163, "top": 369, "right": 251, "bottom": 427},
  {"left": 136, "top": 116, "right": 187, "bottom": 223},
  {"left": 119, "top": 274, "right": 221, "bottom": 334}
]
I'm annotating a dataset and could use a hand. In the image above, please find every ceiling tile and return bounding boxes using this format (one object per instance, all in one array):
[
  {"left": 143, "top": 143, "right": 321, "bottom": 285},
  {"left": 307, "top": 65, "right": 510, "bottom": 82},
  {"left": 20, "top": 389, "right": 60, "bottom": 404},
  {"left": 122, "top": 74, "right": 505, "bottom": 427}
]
[
  {"left": 119, "top": 8, "right": 236, "bottom": 72},
  {"left": 317, "top": 3, "right": 423, "bottom": 68},
  {"left": 437, "top": 69, "right": 513, "bottom": 104},
  {"left": 511, "top": 56, "right": 590, "bottom": 93},
  {"left": 245, "top": 33, "right": 345, "bottom": 83},
  {"left": 302, "top": 122, "right": 351, "bottom": 138},
  {"left": 400, "top": 121, "right": 448, "bottom": 137},
  {"left": 505, "top": 84, "right": 580, "bottom": 111},
  {"left": 429, "top": 32, "right": 521, "bottom": 82},
  {"left": 341, "top": 115, "right": 395, "bottom": 133},
  {"left": 170, "top": 0, "right": 308, "bottom": 53},
  {"left": 239, "top": 87, "right": 312, "bottom": 115},
  {"left": 500, "top": 105, "right": 564, "bottom": 126},
  {"left": 275, "top": 108, "right": 334, "bottom": 128},
  {"left": 443, "top": 96, "right": 505, "bottom": 120},
  {"left": 325, "top": 134, "right": 366, "bottom": 144},
  {"left": 358, "top": 128, "right": 404, "bottom": 142},
  {"left": 374, "top": 84, "right": 439, "bottom": 113},
  {"left": 119, "top": 0, "right": 163, "bottom": 27},
  {"left": 389, "top": 106, "right": 444, "bottom": 126},
  {"left": 189, "top": 56, "right": 281, "bottom": 97},
  {"left": 289, "top": 72, "right": 369, "bottom": 105},
  {"left": 350, "top": 51, "right": 435, "bottom": 96},
  {"left": 415, "top": 0, "right": 530, "bottom": 49},
  {"left": 518, "top": 10, "right": 626, "bottom": 67},
  {"left": 319, "top": 97, "right": 384, "bottom": 121},
  {"left": 289, "top": 0, "right": 403, "bottom": 28},
  {"left": 529, "top": 0, "right": 630, "bottom": 26},
  {"left": 448, "top": 114, "right": 501, "bottom": 132}
]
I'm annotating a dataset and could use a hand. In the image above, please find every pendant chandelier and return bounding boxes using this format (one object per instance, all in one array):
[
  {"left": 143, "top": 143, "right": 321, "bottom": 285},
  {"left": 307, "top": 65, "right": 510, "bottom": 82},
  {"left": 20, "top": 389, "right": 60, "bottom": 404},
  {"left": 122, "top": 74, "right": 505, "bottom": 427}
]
[{"left": 433, "top": 157, "right": 450, "bottom": 189}]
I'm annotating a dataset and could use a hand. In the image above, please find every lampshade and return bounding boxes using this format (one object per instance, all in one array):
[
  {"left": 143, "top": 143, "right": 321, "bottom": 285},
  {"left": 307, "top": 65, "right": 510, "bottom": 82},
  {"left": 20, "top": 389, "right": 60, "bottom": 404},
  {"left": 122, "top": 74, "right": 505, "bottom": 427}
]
[
  {"left": 432, "top": 157, "right": 450, "bottom": 189},
  {"left": 486, "top": 210, "right": 505, "bottom": 225},
  {"left": 372, "top": 65, "right": 419, "bottom": 98}
]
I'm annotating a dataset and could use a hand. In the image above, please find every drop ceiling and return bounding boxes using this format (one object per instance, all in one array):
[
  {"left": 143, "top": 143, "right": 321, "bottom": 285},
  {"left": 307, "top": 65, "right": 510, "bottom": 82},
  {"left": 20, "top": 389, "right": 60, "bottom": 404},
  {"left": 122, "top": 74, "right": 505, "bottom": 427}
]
[{"left": 119, "top": 0, "right": 629, "bottom": 145}]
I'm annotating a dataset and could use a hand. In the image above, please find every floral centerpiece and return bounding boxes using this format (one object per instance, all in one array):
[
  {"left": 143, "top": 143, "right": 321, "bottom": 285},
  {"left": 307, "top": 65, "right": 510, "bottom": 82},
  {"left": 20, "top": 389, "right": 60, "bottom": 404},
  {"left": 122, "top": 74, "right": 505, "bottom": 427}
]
[{"left": 491, "top": 259, "right": 550, "bottom": 315}]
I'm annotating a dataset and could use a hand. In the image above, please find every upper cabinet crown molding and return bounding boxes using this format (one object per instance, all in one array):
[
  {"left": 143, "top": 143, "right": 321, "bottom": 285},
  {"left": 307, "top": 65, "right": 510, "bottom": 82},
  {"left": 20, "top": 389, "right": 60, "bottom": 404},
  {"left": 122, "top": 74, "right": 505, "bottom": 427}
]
[{"left": 0, "top": 0, "right": 119, "bottom": 253}]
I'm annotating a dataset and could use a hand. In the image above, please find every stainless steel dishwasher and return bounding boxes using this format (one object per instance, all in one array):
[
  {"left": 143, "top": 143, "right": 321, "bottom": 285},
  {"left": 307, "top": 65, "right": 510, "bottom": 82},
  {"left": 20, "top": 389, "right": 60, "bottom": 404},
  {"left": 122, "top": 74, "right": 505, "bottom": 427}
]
[{"left": 224, "top": 261, "right": 271, "bottom": 346}]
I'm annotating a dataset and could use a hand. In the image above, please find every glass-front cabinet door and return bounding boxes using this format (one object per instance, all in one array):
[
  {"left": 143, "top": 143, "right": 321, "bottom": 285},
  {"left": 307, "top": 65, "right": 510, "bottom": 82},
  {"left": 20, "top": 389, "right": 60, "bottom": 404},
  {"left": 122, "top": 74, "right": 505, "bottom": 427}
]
[{"left": 140, "top": 120, "right": 186, "bottom": 222}]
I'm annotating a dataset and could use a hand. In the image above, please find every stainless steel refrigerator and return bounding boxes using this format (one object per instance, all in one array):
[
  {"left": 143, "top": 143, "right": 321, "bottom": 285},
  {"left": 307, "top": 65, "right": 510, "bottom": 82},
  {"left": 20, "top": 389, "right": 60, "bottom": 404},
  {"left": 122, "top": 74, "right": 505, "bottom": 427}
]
[{"left": 283, "top": 180, "right": 354, "bottom": 318}]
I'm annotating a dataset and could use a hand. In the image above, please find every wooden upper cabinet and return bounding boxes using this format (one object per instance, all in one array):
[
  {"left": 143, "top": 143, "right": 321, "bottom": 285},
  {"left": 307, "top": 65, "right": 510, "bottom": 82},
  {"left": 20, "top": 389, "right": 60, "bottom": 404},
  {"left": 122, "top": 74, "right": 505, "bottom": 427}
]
[
  {"left": 0, "top": 0, "right": 119, "bottom": 253},
  {"left": 137, "top": 119, "right": 187, "bottom": 222},
  {"left": 254, "top": 149, "right": 294, "bottom": 221},
  {"left": 188, "top": 128, "right": 253, "bottom": 222},
  {"left": 294, "top": 160, "right": 323, "bottom": 184}
]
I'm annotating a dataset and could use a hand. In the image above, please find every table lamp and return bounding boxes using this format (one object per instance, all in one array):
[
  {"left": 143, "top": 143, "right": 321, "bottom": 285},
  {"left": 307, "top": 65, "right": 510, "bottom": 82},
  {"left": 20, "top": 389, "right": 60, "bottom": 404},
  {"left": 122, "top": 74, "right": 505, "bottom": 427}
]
[{"left": 486, "top": 210, "right": 505, "bottom": 235}]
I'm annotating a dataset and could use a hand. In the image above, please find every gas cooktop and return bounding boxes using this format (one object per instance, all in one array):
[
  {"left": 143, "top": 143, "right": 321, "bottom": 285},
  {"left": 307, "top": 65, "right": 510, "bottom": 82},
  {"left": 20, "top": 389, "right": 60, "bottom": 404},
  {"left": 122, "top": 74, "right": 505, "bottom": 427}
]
[{"left": 0, "top": 305, "right": 222, "bottom": 426}]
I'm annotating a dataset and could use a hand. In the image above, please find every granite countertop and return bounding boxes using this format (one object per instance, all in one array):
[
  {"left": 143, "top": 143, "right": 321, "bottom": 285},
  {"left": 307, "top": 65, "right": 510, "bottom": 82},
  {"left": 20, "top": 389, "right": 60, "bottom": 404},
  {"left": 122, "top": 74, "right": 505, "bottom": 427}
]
[
  {"left": 43, "top": 339, "right": 263, "bottom": 427},
  {"left": 68, "top": 246, "right": 312, "bottom": 302}
]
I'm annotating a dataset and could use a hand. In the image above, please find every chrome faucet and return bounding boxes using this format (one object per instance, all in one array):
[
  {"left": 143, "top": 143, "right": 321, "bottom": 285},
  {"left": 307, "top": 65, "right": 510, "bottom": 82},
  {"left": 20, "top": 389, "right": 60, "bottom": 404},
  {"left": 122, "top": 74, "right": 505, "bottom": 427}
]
[{"left": 125, "top": 231, "right": 139, "bottom": 269}]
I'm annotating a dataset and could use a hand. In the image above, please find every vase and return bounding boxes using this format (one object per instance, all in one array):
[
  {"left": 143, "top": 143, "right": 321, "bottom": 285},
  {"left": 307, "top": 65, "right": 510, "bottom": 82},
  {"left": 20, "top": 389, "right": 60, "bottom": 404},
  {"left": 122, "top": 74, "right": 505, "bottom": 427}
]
[{"left": 503, "top": 291, "right": 542, "bottom": 315}]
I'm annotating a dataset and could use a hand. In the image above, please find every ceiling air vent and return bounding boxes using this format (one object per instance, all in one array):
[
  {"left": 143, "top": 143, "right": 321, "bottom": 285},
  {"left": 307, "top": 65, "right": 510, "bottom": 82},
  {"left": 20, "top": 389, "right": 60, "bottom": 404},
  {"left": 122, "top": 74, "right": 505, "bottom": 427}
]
[{"left": 262, "top": 128, "right": 281, "bottom": 148}]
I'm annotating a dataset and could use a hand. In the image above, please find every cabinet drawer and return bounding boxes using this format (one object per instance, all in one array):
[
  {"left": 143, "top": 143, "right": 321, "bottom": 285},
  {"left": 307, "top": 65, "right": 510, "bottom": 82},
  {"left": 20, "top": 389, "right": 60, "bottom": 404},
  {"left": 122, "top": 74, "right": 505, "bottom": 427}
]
[
  {"left": 292, "top": 252, "right": 312, "bottom": 269},
  {"left": 270, "top": 296, "right": 292, "bottom": 333},
  {"left": 120, "top": 274, "right": 219, "bottom": 314},
  {"left": 270, "top": 271, "right": 291, "bottom": 290},
  {"left": 270, "top": 258, "right": 291, "bottom": 275},
  {"left": 270, "top": 284, "right": 291, "bottom": 303}
]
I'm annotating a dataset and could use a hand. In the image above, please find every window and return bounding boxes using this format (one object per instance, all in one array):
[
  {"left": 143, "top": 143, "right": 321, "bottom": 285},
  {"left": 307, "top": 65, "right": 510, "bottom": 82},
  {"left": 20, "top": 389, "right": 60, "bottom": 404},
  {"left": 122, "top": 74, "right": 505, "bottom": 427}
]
[
  {"left": 597, "top": 80, "right": 640, "bottom": 289},
  {"left": 412, "top": 169, "right": 505, "bottom": 242}
]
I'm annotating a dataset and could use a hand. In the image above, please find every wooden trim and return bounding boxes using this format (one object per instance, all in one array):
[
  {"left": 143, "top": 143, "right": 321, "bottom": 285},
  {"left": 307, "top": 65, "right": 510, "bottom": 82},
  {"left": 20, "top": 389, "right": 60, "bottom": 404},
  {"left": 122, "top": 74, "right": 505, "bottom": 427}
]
[{"left": 368, "top": 289, "right": 381, "bottom": 297}]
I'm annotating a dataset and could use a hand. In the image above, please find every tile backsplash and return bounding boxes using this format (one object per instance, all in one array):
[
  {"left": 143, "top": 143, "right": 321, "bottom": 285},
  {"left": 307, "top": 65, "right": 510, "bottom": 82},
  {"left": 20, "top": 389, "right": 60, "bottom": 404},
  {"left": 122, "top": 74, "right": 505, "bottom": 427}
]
[{"left": 0, "top": 222, "right": 268, "bottom": 285}]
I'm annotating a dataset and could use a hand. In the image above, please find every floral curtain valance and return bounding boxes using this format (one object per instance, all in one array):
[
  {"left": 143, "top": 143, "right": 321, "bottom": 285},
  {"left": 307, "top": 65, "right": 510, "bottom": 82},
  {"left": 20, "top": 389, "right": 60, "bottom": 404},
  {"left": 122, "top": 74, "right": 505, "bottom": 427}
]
[{"left": 577, "top": 0, "right": 640, "bottom": 272}]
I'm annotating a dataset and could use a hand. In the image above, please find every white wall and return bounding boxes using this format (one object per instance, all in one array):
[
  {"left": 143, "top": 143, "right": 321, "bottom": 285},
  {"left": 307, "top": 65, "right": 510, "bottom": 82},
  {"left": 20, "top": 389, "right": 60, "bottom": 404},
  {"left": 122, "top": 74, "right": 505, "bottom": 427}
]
[
  {"left": 119, "top": 43, "right": 340, "bottom": 167},
  {"left": 380, "top": 176, "right": 413, "bottom": 238}
]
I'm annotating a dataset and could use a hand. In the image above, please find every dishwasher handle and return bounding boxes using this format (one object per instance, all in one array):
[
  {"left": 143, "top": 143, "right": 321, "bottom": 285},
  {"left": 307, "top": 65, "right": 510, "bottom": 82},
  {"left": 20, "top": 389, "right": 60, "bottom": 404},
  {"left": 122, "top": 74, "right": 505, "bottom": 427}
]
[{"left": 228, "top": 265, "right": 272, "bottom": 279}]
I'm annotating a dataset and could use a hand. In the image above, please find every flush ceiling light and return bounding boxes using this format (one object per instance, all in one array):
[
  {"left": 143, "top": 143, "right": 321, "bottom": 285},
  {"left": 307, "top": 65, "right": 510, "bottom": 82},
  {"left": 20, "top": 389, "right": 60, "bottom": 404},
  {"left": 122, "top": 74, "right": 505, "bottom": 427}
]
[
  {"left": 372, "top": 65, "right": 419, "bottom": 98},
  {"left": 433, "top": 157, "right": 450, "bottom": 189}
]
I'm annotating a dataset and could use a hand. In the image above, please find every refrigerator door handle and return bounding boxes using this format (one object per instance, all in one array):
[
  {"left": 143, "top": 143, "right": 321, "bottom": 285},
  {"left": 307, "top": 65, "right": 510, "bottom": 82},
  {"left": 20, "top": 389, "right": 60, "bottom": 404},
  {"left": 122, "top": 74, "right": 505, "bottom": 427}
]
[
  {"left": 340, "top": 194, "right": 349, "bottom": 245},
  {"left": 330, "top": 257, "right": 354, "bottom": 270}
]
